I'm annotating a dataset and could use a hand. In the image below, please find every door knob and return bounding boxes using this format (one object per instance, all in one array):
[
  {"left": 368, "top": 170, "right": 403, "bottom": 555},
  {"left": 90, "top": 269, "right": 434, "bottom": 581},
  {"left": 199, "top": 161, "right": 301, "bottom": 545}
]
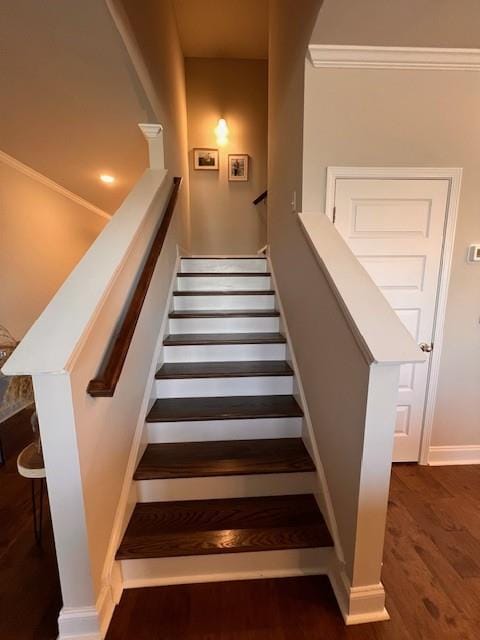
[{"left": 419, "top": 342, "right": 433, "bottom": 353}]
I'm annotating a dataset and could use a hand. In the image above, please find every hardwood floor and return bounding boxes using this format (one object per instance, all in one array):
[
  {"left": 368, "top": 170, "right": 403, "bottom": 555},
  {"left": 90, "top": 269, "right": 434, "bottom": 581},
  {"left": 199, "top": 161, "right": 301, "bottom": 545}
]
[
  {"left": 134, "top": 438, "right": 315, "bottom": 479},
  {"left": 146, "top": 394, "right": 303, "bottom": 423},
  {"left": 117, "top": 494, "right": 331, "bottom": 560},
  {"left": 0, "top": 408, "right": 61, "bottom": 640},
  {"left": 1, "top": 409, "right": 479, "bottom": 639},
  {"left": 108, "top": 464, "right": 480, "bottom": 640}
]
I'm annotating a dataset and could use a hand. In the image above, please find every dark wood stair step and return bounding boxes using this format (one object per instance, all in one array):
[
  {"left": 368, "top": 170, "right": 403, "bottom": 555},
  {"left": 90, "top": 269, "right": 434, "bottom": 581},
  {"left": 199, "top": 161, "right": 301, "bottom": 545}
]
[
  {"left": 169, "top": 309, "right": 280, "bottom": 318},
  {"left": 163, "top": 333, "right": 286, "bottom": 346},
  {"left": 146, "top": 395, "right": 303, "bottom": 423},
  {"left": 173, "top": 290, "right": 275, "bottom": 296},
  {"left": 181, "top": 256, "right": 266, "bottom": 260},
  {"left": 156, "top": 361, "right": 293, "bottom": 379},
  {"left": 177, "top": 272, "right": 270, "bottom": 277},
  {"left": 134, "top": 438, "right": 315, "bottom": 480},
  {"left": 116, "top": 494, "right": 332, "bottom": 560}
]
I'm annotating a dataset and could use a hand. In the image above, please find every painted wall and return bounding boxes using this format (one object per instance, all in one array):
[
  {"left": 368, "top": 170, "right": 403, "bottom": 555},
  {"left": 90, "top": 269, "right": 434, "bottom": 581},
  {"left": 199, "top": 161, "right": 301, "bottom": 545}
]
[
  {"left": 117, "top": 0, "right": 191, "bottom": 249},
  {"left": 312, "top": 0, "right": 480, "bottom": 48},
  {"left": 303, "top": 17, "right": 480, "bottom": 449},
  {"left": 186, "top": 58, "right": 268, "bottom": 254},
  {"left": 0, "top": 156, "right": 106, "bottom": 340},
  {"left": 0, "top": 0, "right": 152, "bottom": 213}
]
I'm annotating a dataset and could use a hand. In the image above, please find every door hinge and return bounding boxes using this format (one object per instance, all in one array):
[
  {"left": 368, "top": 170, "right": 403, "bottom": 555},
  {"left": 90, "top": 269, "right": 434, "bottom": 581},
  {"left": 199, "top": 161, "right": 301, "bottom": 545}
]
[{"left": 332, "top": 206, "right": 336, "bottom": 224}]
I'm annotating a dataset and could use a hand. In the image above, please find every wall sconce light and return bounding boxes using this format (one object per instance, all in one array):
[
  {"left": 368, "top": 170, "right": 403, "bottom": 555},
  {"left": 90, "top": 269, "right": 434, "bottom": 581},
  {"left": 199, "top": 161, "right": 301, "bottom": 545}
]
[{"left": 215, "top": 118, "right": 229, "bottom": 146}]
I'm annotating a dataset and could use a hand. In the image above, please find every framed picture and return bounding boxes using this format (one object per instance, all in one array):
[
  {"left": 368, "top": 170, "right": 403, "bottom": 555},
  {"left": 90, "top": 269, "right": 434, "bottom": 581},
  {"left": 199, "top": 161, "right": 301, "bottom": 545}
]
[
  {"left": 228, "top": 154, "right": 249, "bottom": 182},
  {"left": 193, "top": 148, "right": 219, "bottom": 170}
]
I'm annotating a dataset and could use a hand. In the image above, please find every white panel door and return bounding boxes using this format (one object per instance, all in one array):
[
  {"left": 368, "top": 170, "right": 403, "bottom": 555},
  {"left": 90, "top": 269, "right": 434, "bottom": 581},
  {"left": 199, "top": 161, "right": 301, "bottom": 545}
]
[{"left": 333, "top": 178, "right": 449, "bottom": 461}]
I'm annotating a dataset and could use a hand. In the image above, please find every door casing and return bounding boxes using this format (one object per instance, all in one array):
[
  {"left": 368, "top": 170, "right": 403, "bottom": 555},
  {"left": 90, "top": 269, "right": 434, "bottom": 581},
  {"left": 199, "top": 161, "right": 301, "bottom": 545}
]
[{"left": 325, "top": 166, "right": 462, "bottom": 465}]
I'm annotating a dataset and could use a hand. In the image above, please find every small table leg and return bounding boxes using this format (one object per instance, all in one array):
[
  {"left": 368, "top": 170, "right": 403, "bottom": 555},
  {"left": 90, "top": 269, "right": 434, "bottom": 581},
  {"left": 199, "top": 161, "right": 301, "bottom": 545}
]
[
  {"left": 31, "top": 478, "right": 45, "bottom": 546},
  {"left": 0, "top": 433, "right": 5, "bottom": 466}
]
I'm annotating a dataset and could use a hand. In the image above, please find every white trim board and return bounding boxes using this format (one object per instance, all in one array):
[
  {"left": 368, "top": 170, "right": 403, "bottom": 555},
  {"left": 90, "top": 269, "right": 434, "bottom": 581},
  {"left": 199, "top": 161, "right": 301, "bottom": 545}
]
[
  {"left": 428, "top": 445, "right": 480, "bottom": 466},
  {"left": 325, "top": 167, "right": 462, "bottom": 465},
  {"left": 308, "top": 45, "right": 480, "bottom": 71},
  {"left": 0, "top": 149, "right": 110, "bottom": 220}
]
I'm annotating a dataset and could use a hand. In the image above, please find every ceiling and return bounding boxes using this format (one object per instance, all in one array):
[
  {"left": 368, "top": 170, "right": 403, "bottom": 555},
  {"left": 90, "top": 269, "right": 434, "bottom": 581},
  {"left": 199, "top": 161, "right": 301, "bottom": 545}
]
[
  {"left": 0, "top": 0, "right": 152, "bottom": 214},
  {"left": 173, "top": 0, "right": 268, "bottom": 59}
]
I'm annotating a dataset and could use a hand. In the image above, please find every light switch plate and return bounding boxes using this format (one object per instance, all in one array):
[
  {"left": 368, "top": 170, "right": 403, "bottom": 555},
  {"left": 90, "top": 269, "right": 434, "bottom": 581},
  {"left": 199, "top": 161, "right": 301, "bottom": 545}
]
[{"left": 467, "top": 244, "right": 480, "bottom": 263}]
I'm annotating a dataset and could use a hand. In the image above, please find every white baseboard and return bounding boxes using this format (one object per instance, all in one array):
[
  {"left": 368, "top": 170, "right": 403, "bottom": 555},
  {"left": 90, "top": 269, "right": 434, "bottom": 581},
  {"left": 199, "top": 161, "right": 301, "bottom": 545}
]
[
  {"left": 57, "top": 606, "right": 101, "bottom": 640},
  {"left": 121, "top": 547, "right": 332, "bottom": 589},
  {"left": 328, "top": 557, "right": 389, "bottom": 625},
  {"left": 428, "top": 445, "right": 480, "bottom": 466}
]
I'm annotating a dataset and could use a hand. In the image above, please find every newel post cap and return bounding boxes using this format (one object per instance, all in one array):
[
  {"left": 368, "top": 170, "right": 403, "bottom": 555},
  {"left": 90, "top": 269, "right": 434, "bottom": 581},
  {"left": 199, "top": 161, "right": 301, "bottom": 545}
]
[
  {"left": 138, "top": 123, "right": 165, "bottom": 169},
  {"left": 138, "top": 123, "right": 163, "bottom": 139}
]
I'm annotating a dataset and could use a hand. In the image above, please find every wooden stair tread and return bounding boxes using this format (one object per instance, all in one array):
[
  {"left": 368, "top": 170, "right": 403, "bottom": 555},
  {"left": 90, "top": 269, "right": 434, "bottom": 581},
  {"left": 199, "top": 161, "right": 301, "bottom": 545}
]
[
  {"left": 156, "top": 361, "right": 293, "bottom": 379},
  {"left": 177, "top": 272, "right": 270, "bottom": 277},
  {"left": 116, "top": 494, "right": 332, "bottom": 560},
  {"left": 181, "top": 253, "right": 266, "bottom": 261},
  {"left": 134, "top": 438, "right": 315, "bottom": 480},
  {"left": 146, "top": 395, "right": 303, "bottom": 423},
  {"left": 163, "top": 333, "right": 286, "bottom": 346},
  {"left": 169, "top": 309, "right": 280, "bottom": 318},
  {"left": 173, "top": 290, "right": 275, "bottom": 296}
]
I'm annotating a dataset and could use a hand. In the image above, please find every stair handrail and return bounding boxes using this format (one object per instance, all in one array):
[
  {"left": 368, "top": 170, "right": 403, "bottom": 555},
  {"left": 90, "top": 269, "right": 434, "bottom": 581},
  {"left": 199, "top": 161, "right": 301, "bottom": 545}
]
[
  {"left": 253, "top": 190, "right": 268, "bottom": 205},
  {"left": 87, "top": 176, "right": 182, "bottom": 397}
]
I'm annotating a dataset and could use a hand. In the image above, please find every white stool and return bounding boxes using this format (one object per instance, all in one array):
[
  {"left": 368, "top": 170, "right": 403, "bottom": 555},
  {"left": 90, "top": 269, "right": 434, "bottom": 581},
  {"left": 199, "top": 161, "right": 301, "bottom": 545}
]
[{"left": 17, "top": 442, "right": 46, "bottom": 545}]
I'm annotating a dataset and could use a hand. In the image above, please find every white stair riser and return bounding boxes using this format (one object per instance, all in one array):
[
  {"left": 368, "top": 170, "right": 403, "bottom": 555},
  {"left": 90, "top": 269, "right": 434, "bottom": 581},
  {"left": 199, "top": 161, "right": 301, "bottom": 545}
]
[
  {"left": 181, "top": 258, "right": 267, "bottom": 273},
  {"left": 169, "top": 316, "right": 279, "bottom": 334},
  {"left": 164, "top": 343, "right": 286, "bottom": 362},
  {"left": 177, "top": 276, "right": 271, "bottom": 291},
  {"left": 173, "top": 294, "right": 275, "bottom": 311},
  {"left": 121, "top": 548, "right": 331, "bottom": 588},
  {"left": 155, "top": 375, "right": 293, "bottom": 398},
  {"left": 135, "top": 472, "right": 316, "bottom": 503},
  {"left": 147, "top": 417, "right": 302, "bottom": 443}
]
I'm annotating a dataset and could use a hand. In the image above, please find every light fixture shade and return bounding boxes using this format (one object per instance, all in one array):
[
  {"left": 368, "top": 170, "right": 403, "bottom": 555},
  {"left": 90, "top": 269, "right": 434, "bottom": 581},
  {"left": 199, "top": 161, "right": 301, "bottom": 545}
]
[
  {"left": 215, "top": 118, "right": 229, "bottom": 145},
  {"left": 100, "top": 174, "right": 115, "bottom": 184}
]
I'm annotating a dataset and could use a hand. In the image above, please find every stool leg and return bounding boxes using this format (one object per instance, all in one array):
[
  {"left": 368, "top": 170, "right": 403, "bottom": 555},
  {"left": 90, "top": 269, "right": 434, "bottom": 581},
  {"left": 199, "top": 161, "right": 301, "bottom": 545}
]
[
  {"left": 38, "top": 478, "right": 45, "bottom": 546},
  {"left": 31, "top": 478, "right": 44, "bottom": 546},
  {"left": 0, "top": 433, "right": 5, "bottom": 466}
]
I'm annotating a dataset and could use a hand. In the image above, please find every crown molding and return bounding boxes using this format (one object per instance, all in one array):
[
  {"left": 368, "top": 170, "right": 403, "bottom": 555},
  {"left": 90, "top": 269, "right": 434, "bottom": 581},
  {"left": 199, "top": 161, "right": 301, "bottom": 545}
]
[
  {"left": 0, "top": 149, "right": 111, "bottom": 220},
  {"left": 308, "top": 45, "right": 480, "bottom": 70}
]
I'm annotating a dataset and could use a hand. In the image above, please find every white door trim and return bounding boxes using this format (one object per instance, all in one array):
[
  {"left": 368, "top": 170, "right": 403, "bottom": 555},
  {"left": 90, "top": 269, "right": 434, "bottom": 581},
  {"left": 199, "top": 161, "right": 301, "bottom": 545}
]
[{"left": 325, "top": 166, "right": 462, "bottom": 465}]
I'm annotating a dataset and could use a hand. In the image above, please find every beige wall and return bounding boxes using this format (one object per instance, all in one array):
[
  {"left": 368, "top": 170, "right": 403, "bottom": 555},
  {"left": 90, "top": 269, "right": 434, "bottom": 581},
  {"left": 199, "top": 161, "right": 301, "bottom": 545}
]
[
  {"left": 0, "top": 158, "right": 106, "bottom": 340},
  {"left": 302, "top": 66, "right": 480, "bottom": 448},
  {"left": 1, "top": 0, "right": 152, "bottom": 213},
  {"left": 312, "top": 0, "right": 480, "bottom": 48},
  {"left": 118, "top": 0, "right": 191, "bottom": 249},
  {"left": 186, "top": 58, "right": 268, "bottom": 254}
]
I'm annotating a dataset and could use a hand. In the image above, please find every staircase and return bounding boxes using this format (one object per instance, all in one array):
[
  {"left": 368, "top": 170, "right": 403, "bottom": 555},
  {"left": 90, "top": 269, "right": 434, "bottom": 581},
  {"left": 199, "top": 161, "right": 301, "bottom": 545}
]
[{"left": 117, "top": 256, "right": 333, "bottom": 587}]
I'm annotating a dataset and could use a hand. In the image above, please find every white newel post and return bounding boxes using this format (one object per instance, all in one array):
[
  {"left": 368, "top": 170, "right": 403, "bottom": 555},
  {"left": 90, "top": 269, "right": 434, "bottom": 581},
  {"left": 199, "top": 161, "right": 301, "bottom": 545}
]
[
  {"left": 138, "top": 123, "right": 165, "bottom": 169},
  {"left": 33, "top": 372, "right": 101, "bottom": 640}
]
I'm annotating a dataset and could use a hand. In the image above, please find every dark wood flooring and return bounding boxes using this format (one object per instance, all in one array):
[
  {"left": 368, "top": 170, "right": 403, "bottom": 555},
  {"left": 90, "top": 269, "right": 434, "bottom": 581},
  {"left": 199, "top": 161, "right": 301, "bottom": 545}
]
[
  {"left": 1, "top": 410, "right": 480, "bottom": 639},
  {"left": 146, "top": 395, "right": 303, "bottom": 423},
  {"left": 117, "top": 494, "right": 331, "bottom": 560},
  {"left": 134, "top": 438, "right": 315, "bottom": 479},
  {"left": 155, "top": 360, "right": 293, "bottom": 379},
  {"left": 0, "top": 407, "right": 61, "bottom": 640},
  {"left": 163, "top": 332, "right": 286, "bottom": 346}
]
